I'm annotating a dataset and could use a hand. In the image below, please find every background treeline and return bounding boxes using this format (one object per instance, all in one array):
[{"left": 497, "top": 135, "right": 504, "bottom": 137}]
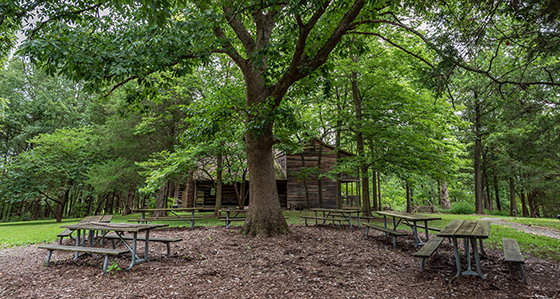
[{"left": 0, "top": 31, "right": 559, "bottom": 222}]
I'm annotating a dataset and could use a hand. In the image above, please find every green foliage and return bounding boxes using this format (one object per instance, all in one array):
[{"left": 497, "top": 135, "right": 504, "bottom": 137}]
[
  {"left": 107, "top": 259, "right": 121, "bottom": 274},
  {"left": 450, "top": 201, "right": 474, "bottom": 215}
]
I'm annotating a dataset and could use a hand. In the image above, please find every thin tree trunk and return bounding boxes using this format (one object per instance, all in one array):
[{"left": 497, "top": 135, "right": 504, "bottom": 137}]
[
  {"left": 520, "top": 189, "right": 528, "bottom": 217},
  {"left": 406, "top": 182, "right": 412, "bottom": 213},
  {"left": 371, "top": 168, "right": 378, "bottom": 211},
  {"left": 528, "top": 192, "right": 537, "bottom": 218},
  {"left": 351, "top": 71, "right": 371, "bottom": 217},
  {"left": 440, "top": 181, "right": 451, "bottom": 209},
  {"left": 215, "top": 152, "right": 223, "bottom": 215},
  {"left": 494, "top": 175, "right": 502, "bottom": 211},
  {"left": 377, "top": 171, "right": 382, "bottom": 210},
  {"left": 123, "top": 186, "right": 136, "bottom": 216},
  {"left": 335, "top": 88, "right": 343, "bottom": 209},
  {"left": 317, "top": 141, "right": 324, "bottom": 208},
  {"left": 474, "top": 99, "right": 485, "bottom": 214},
  {"left": 299, "top": 152, "right": 311, "bottom": 209},
  {"left": 509, "top": 177, "right": 516, "bottom": 216}
]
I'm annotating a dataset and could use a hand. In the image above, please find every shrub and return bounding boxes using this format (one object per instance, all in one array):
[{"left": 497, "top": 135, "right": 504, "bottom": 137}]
[{"left": 451, "top": 201, "right": 474, "bottom": 214}]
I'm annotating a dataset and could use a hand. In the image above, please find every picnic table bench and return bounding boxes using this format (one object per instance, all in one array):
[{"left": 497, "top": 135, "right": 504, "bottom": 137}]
[
  {"left": 375, "top": 211, "right": 442, "bottom": 247},
  {"left": 104, "top": 235, "right": 182, "bottom": 258},
  {"left": 130, "top": 208, "right": 207, "bottom": 229},
  {"left": 363, "top": 222, "right": 407, "bottom": 247},
  {"left": 414, "top": 237, "right": 445, "bottom": 271},
  {"left": 503, "top": 238, "right": 527, "bottom": 283},
  {"left": 301, "top": 215, "right": 345, "bottom": 229},
  {"left": 219, "top": 209, "right": 247, "bottom": 228},
  {"left": 57, "top": 215, "right": 113, "bottom": 244},
  {"left": 38, "top": 244, "right": 128, "bottom": 274},
  {"left": 302, "top": 208, "right": 361, "bottom": 229}
]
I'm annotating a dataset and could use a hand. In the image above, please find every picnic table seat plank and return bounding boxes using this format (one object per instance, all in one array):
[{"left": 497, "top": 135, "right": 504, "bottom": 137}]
[
  {"left": 414, "top": 237, "right": 445, "bottom": 272},
  {"left": 300, "top": 216, "right": 344, "bottom": 229},
  {"left": 503, "top": 238, "right": 527, "bottom": 283},
  {"left": 129, "top": 217, "right": 202, "bottom": 221},
  {"left": 38, "top": 244, "right": 128, "bottom": 274},
  {"left": 438, "top": 219, "right": 463, "bottom": 236},
  {"left": 363, "top": 222, "right": 407, "bottom": 247},
  {"left": 103, "top": 235, "right": 183, "bottom": 258}
]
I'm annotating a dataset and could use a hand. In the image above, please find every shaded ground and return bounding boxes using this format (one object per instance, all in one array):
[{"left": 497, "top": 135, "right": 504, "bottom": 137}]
[{"left": 0, "top": 225, "right": 559, "bottom": 298}]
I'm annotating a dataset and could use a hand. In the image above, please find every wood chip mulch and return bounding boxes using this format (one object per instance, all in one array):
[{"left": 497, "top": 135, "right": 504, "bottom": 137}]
[{"left": 0, "top": 225, "right": 558, "bottom": 298}]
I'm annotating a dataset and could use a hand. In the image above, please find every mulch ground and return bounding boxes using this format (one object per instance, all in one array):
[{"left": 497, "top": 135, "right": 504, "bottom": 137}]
[{"left": 0, "top": 224, "right": 558, "bottom": 298}]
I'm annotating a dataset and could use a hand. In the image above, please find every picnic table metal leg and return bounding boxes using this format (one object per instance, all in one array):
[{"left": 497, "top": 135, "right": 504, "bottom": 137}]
[
  {"left": 144, "top": 230, "right": 150, "bottom": 262},
  {"left": 424, "top": 220, "right": 430, "bottom": 241},
  {"left": 127, "top": 232, "right": 138, "bottom": 270},
  {"left": 74, "top": 229, "right": 81, "bottom": 260},
  {"left": 141, "top": 212, "right": 145, "bottom": 224},
  {"left": 452, "top": 237, "right": 461, "bottom": 277},
  {"left": 479, "top": 239, "right": 485, "bottom": 255},
  {"left": 190, "top": 210, "right": 195, "bottom": 230},
  {"left": 46, "top": 250, "right": 52, "bottom": 267},
  {"left": 412, "top": 221, "right": 425, "bottom": 247},
  {"left": 460, "top": 238, "right": 481, "bottom": 277},
  {"left": 470, "top": 238, "right": 486, "bottom": 279}
]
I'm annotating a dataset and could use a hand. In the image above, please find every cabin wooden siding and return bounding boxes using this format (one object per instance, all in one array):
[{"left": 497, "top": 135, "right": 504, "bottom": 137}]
[{"left": 281, "top": 140, "right": 354, "bottom": 209}]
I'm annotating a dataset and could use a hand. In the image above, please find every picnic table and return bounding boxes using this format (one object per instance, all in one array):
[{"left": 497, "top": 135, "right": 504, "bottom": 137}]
[
  {"left": 438, "top": 219, "right": 491, "bottom": 279},
  {"left": 39, "top": 222, "right": 170, "bottom": 273},
  {"left": 131, "top": 207, "right": 213, "bottom": 229},
  {"left": 302, "top": 208, "right": 361, "bottom": 229},
  {"left": 57, "top": 215, "right": 113, "bottom": 244},
  {"left": 374, "top": 211, "right": 442, "bottom": 247},
  {"left": 219, "top": 209, "right": 247, "bottom": 228}
]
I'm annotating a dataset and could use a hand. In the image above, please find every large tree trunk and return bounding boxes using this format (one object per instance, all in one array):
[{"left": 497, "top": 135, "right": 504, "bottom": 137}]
[
  {"left": 473, "top": 100, "right": 485, "bottom": 214},
  {"left": 440, "top": 181, "right": 451, "bottom": 209},
  {"left": 241, "top": 79, "right": 289, "bottom": 236}
]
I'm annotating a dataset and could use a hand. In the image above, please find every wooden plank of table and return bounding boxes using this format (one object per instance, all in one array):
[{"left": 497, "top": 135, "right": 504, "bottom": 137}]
[
  {"left": 452, "top": 220, "right": 479, "bottom": 238},
  {"left": 133, "top": 208, "right": 193, "bottom": 212},
  {"left": 61, "top": 223, "right": 168, "bottom": 232},
  {"left": 376, "top": 211, "right": 441, "bottom": 221},
  {"left": 471, "top": 220, "right": 491, "bottom": 238},
  {"left": 438, "top": 219, "right": 464, "bottom": 237}
]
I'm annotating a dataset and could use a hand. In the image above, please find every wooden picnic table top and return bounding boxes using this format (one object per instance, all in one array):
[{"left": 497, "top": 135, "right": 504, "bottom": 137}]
[
  {"left": 60, "top": 222, "right": 168, "bottom": 232},
  {"left": 375, "top": 210, "right": 442, "bottom": 221},
  {"left": 437, "top": 219, "right": 491, "bottom": 239},
  {"left": 132, "top": 208, "right": 197, "bottom": 212},
  {"left": 309, "top": 208, "right": 361, "bottom": 213}
]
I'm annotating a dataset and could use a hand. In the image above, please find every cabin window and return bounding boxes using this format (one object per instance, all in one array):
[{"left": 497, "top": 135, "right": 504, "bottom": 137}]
[{"left": 210, "top": 187, "right": 215, "bottom": 196}]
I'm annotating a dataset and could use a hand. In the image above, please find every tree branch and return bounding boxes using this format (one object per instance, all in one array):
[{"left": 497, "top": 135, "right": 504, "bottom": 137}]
[
  {"left": 223, "top": 5, "right": 257, "bottom": 55},
  {"left": 29, "top": 4, "right": 103, "bottom": 38},
  {"left": 348, "top": 31, "right": 434, "bottom": 68}
]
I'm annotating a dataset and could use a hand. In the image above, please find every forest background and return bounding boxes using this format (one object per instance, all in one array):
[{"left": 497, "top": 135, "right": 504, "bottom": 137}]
[{"left": 0, "top": 1, "right": 559, "bottom": 235}]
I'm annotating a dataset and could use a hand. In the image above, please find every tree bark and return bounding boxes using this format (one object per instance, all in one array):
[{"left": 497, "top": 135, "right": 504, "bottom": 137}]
[
  {"left": 473, "top": 99, "right": 485, "bottom": 214},
  {"left": 299, "top": 152, "right": 311, "bottom": 209},
  {"left": 377, "top": 171, "right": 382, "bottom": 210}
]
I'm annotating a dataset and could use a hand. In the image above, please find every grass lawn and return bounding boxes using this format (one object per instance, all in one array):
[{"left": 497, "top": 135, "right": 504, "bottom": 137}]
[{"left": 1, "top": 211, "right": 559, "bottom": 262}]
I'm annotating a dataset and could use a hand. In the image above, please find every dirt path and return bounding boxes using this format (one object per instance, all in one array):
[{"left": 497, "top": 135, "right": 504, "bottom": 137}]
[{"left": 481, "top": 217, "right": 560, "bottom": 240}]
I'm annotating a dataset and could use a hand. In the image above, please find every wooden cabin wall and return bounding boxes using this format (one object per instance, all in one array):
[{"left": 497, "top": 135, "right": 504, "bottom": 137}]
[{"left": 285, "top": 141, "right": 348, "bottom": 209}]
